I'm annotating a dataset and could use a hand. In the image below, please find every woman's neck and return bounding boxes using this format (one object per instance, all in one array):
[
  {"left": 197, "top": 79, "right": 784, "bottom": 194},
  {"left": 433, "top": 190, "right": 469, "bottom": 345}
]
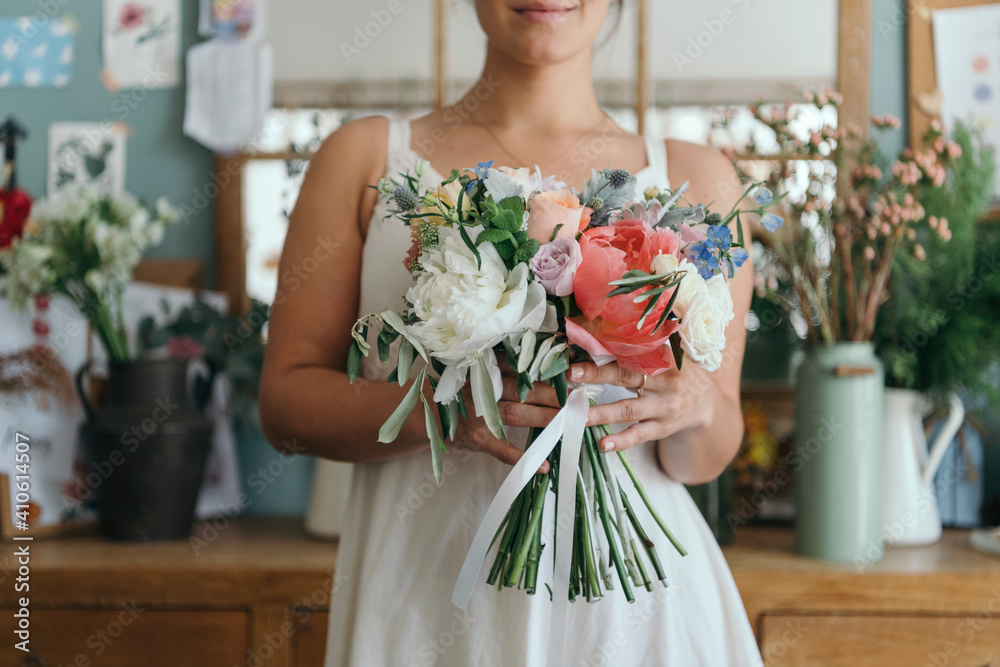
[{"left": 459, "top": 44, "right": 606, "bottom": 133}]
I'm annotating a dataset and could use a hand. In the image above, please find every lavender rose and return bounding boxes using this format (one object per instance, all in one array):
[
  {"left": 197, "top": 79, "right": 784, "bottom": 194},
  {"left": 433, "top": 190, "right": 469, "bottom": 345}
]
[{"left": 529, "top": 236, "right": 582, "bottom": 297}]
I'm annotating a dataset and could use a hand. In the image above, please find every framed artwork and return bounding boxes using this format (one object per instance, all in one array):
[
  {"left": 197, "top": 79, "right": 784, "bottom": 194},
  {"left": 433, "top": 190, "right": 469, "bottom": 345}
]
[
  {"left": 47, "top": 122, "right": 127, "bottom": 196},
  {"left": 908, "top": 0, "right": 1000, "bottom": 219}
]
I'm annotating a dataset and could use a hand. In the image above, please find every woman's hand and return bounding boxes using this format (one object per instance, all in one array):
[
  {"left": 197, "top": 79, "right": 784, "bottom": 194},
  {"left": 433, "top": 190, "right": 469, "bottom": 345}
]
[
  {"left": 451, "top": 369, "right": 564, "bottom": 474},
  {"left": 569, "top": 361, "right": 714, "bottom": 453}
]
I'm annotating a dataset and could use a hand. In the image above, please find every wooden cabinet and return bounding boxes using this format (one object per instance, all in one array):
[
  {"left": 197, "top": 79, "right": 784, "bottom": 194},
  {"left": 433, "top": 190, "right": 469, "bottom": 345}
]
[
  {"left": 723, "top": 528, "right": 1000, "bottom": 666},
  {"left": 0, "top": 519, "right": 336, "bottom": 667},
  {"left": 3, "top": 519, "right": 998, "bottom": 666}
]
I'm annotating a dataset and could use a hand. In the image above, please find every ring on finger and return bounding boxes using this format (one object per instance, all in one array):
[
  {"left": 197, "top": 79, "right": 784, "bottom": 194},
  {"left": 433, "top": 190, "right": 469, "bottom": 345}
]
[{"left": 634, "top": 374, "right": 647, "bottom": 397}]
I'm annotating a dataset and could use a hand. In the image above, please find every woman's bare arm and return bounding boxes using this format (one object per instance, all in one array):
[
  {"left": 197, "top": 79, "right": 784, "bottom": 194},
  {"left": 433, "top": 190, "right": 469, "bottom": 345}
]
[{"left": 258, "top": 117, "right": 433, "bottom": 461}]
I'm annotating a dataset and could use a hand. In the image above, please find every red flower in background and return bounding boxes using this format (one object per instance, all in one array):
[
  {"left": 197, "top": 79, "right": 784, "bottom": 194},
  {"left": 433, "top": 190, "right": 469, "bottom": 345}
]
[{"left": 118, "top": 3, "right": 147, "bottom": 30}]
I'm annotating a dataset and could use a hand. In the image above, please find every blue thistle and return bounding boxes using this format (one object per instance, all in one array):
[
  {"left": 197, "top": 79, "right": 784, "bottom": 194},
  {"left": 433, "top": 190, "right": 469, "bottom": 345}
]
[
  {"left": 608, "top": 169, "right": 631, "bottom": 189},
  {"left": 393, "top": 186, "right": 418, "bottom": 211}
]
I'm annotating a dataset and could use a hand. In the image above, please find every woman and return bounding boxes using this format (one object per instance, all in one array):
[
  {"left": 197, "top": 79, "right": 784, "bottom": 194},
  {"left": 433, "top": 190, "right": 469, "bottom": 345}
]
[{"left": 260, "top": 1, "right": 762, "bottom": 664}]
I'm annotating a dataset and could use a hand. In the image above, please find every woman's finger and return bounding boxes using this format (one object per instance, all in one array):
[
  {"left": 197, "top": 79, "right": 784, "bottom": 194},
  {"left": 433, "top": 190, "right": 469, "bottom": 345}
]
[
  {"left": 476, "top": 437, "right": 550, "bottom": 474},
  {"left": 597, "top": 420, "right": 663, "bottom": 453},
  {"left": 498, "top": 400, "right": 561, "bottom": 429},
  {"left": 569, "top": 361, "right": 646, "bottom": 389},
  {"left": 586, "top": 396, "right": 654, "bottom": 427},
  {"left": 499, "top": 374, "right": 562, "bottom": 408}
]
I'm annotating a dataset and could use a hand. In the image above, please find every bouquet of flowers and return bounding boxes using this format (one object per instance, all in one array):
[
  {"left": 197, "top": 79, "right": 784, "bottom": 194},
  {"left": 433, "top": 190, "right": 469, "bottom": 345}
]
[
  {"left": 1, "top": 186, "right": 179, "bottom": 362},
  {"left": 348, "top": 160, "right": 778, "bottom": 609}
]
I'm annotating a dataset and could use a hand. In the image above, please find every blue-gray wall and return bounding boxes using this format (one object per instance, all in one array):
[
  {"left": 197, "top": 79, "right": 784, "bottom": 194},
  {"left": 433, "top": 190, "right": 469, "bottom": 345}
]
[{"left": 1, "top": 0, "right": 215, "bottom": 284}]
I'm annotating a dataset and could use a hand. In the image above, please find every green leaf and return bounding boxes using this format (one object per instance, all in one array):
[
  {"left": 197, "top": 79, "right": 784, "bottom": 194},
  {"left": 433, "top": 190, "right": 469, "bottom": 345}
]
[
  {"left": 472, "top": 354, "right": 507, "bottom": 442},
  {"left": 498, "top": 195, "right": 525, "bottom": 217},
  {"left": 669, "top": 331, "right": 684, "bottom": 371},
  {"left": 550, "top": 371, "right": 568, "bottom": 407},
  {"left": 459, "top": 224, "right": 482, "bottom": 270},
  {"left": 491, "top": 209, "right": 521, "bottom": 233},
  {"left": 477, "top": 227, "right": 516, "bottom": 246},
  {"left": 494, "top": 239, "right": 517, "bottom": 261},
  {"left": 378, "top": 368, "right": 426, "bottom": 443},
  {"left": 397, "top": 338, "right": 414, "bottom": 386},
  {"left": 380, "top": 310, "right": 428, "bottom": 361},
  {"left": 539, "top": 354, "right": 569, "bottom": 381},
  {"left": 513, "top": 238, "right": 540, "bottom": 264},
  {"left": 636, "top": 291, "right": 663, "bottom": 330},
  {"left": 346, "top": 341, "right": 363, "bottom": 383},
  {"left": 438, "top": 399, "right": 457, "bottom": 442},
  {"left": 528, "top": 336, "right": 555, "bottom": 380},
  {"left": 502, "top": 338, "right": 519, "bottom": 370},
  {"left": 386, "top": 367, "right": 399, "bottom": 384},
  {"left": 549, "top": 224, "right": 564, "bottom": 243},
  {"left": 655, "top": 282, "right": 682, "bottom": 332},
  {"left": 517, "top": 372, "right": 533, "bottom": 403},
  {"left": 517, "top": 329, "right": 536, "bottom": 373},
  {"left": 377, "top": 330, "right": 392, "bottom": 363},
  {"left": 736, "top": 211, "right": 745, "bottom": 247},
  {"left": 420, "top": 393, "right": 446, "bottom": 484},
  {"left": 456, "top": 389, "right": 469, "bottom": 420}
]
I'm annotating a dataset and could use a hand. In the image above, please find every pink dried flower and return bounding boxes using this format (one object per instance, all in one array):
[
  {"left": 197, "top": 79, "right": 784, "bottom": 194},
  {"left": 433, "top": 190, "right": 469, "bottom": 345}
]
[
  {"left": 913, "top": 244, "right": 926, "bottom": 261},
  {"left": 863, "top": 246, "right": 876, "bottom": 260}
]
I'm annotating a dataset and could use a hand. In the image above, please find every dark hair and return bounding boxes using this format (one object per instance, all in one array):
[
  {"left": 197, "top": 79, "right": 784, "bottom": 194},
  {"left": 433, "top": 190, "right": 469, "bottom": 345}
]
[{"left": 597, "top": 0, "right": 626, "bottom": 49}]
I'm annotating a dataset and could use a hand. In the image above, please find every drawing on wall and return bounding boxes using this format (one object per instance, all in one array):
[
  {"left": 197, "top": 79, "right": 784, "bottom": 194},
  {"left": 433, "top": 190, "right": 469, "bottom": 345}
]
[
  {"left": 199, "top": 0, "right": 262, "bottom": 39},
  {"left": 933, "top": 4, "right": 1000, "bottom": 197},
  {"left": 0, "top": 16, "right": 75, "bottom": 89},
  {"left": 102, "top": 0, "right": 180, "bottom": 89},
  {"left": 47, "top": 123, "right": 127, "bottom": 196}
]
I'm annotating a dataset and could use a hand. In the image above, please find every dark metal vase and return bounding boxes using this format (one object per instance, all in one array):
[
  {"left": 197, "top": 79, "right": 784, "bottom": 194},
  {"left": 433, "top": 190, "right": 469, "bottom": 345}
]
[{"left": 77, "top": 359, "right": 213, "bottom": 541}]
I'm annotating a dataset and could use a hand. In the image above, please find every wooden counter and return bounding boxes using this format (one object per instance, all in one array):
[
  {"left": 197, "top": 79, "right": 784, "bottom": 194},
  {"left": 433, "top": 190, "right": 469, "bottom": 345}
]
[
  {"left": 2, "top": 519, "right": 998, "bottom": 666},
  {"left": 723, "top": 527, "right": 1000, "bottom": 666}
]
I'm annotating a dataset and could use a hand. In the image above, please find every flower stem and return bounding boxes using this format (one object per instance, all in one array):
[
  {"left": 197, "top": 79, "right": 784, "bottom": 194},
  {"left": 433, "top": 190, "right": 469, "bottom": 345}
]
[
  {"left": 505, "top": 476, "right": 549, "bottom": 588},
  {"left": 584, "top": 428, "right": 634, "bottom": 603},
  {"left": 611, "top": 442, "right": 687, "bottom": 557}
]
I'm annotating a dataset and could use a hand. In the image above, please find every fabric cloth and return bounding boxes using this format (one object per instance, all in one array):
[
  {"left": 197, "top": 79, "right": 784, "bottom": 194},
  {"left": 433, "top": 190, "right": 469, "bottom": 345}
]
[{"left": 324, "top": 116, "right": 763, "bottom": 667}]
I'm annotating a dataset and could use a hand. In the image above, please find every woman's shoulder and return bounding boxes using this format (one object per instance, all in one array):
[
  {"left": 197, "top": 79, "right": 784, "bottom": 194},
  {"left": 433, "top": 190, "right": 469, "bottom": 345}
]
[
  {"left": 663, "top": 138, "right": 740, "bottom": 203},
  {"left": 312, "top": 115, "right": 390, "bottom": 167}
]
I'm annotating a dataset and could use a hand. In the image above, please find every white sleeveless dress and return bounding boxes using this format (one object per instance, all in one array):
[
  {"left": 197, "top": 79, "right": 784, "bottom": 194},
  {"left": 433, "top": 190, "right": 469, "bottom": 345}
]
[{"left": 323, "top": 117, "right": 763, "bottom": 667}]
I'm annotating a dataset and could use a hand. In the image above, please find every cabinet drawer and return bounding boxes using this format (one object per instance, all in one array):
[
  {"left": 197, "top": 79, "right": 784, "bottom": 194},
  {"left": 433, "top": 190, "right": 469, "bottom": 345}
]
[
  {"left": 0, "top": 607, "right": 247, "bottom": 667},
  {"left": 293, "top": 609, "right": 329, "bottom": 667},
  {"left": 761, "top": 614, "right": 1000, "bottom": 666}
]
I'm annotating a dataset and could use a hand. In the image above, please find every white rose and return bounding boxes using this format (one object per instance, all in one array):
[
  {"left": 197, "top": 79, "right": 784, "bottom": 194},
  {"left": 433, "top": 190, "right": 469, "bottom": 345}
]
[
  {"left": 652, "top": 255, "right": 706, "bottom": 318},
  {"left": 678, "top": 291, "right": 730, "bottom": 372},
  {"left": 405, "top": 225, "right": 548, "bottom": 402},
  {"left": 704, "top": 273, "right": 734, "bottom": 318}
]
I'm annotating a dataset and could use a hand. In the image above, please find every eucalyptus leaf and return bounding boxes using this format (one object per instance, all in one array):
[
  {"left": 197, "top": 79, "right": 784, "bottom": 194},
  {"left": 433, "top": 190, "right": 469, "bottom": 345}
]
[
  {"left": 397, "top": 338, "right": 414, "bottom": 386},
  {"left": 380, "top": 310, "right": 428, "bottom": 361},
  {"left": 378, "top": 368, "right": 426, "bottom": 443},
  {"left": 346, "top": 341, "right": 363, "bottom": 383},
  {"left": 420, "top": 393, "right": 445, "bottom": 484},
  {"left": 528, "top": 336, "right": 555, "bottom": 381},
  {"left": 472, "top": 354, "right": 507, "bottom": 442},
  {"left": 517, "top": 329, "right": 536, "bottom": 373}
]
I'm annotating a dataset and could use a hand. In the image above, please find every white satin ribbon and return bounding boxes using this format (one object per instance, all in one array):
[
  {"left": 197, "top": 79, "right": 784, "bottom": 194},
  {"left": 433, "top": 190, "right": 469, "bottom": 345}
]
[{"left": 451, "top": 387, "right": 589, "bottom": 665}]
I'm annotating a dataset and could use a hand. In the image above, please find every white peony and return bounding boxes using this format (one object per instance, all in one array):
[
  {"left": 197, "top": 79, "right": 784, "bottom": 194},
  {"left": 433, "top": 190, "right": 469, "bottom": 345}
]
[
  {"left": 678, "top": 276, "right": 734, "bottom": 372},
  {"left": 651, "top": 253, "right": 706, "bottom": 318},
  {"left": 405, "top": 225, "right": 548, "bottom": 404}
]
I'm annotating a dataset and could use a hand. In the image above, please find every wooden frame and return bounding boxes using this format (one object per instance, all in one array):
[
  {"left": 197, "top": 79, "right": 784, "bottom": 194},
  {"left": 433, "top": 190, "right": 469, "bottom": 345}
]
[
  {"left": 908, "top": 0, "right": 1000, "bottom": 221},
  {"left": 215, "top": 3, "right": 869, "bottom": 314}
]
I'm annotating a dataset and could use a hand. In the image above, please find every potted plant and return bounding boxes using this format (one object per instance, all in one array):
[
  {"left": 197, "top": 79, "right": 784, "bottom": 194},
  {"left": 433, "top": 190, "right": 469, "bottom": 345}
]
[
  {"left": 873, "top": 121, "right": 997, "bottom": 544},
  {"left": 0, "top": 185, "right": 214, "bottom": 541},
  {"left": 724, "top": 90, "right": 958, "bottom": 562}
]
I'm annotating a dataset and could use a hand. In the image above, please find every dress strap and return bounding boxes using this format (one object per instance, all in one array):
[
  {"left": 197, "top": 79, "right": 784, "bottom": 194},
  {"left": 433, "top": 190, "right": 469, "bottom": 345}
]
[
  {"left": 385, "top": 116, "right": 413, "bottom": 158},
  {"left": 643, "top": 135, "right": 669, "bottom": 186}
]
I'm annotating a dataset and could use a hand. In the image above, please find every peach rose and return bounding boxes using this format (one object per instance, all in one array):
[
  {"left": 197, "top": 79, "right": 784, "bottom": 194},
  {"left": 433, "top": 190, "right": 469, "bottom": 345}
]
[{"left": 526, "top": 189, "right": 589, "bottom": 244}]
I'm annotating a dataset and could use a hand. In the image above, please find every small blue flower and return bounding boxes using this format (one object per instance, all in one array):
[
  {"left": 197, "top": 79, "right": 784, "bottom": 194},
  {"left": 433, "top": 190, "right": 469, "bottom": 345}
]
[
  {"left": 688, "top": 242, "right": 720, "bottom": 279},
  {"left": 730, "top": 247, "right": 749, "bottom": 268},
  {"left": 761, "top": 213, "right": 784, "bottom": 232},
  {"left": 705, "top": 224, "right": 732, "bottom": 251},
  {"left": 473, "top": 161, "right": 494, "bottom": 180},
  {"left": 753, "top": 186, "right": 773, "bottom": 206}
]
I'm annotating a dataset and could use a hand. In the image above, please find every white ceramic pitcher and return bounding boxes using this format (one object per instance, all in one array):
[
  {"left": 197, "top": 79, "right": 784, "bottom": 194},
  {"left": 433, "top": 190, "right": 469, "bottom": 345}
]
[{"left": 881, "top": 388, "right": 964, "bottom": 546}]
